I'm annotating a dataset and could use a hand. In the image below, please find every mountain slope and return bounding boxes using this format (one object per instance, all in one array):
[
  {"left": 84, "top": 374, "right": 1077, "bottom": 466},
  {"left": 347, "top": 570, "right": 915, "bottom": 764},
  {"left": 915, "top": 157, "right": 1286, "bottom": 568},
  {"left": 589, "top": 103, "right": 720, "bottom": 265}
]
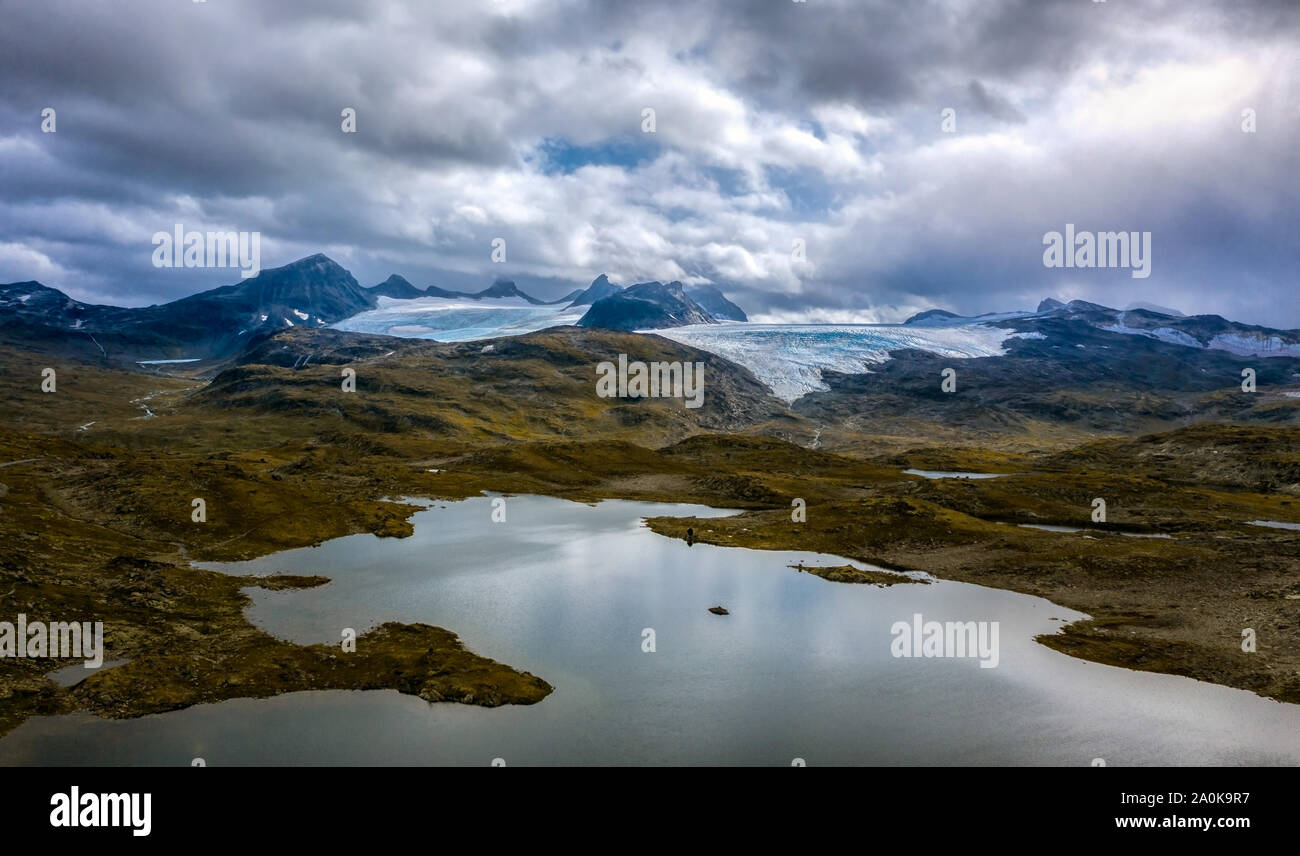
[
  {"left": 793, "top": 314, "right": 1300, "bottom": 439},
  {"left": 567, "top": 274, "right": 623, "bottom": 307},
  {"left": 0, "top": 254, "right": 376, "bottom": 364},
  {"left": 903, "top": 309, "right": 961, "bottom": 325},
  {"left": 684, "top": 284, "right": 748, "bottom": 322},
  {"left": 367, "top": 275, "right": 426, "bottom": 300},
  {"left": 903, "top": 297, "right": 1300, "bottom": 358},
  {"left": 577, "top": 280, "right": 716, "bottom": 330},
  {"left": 1033, "top": 299, "right": 1300, "bottom": 356},
  {"left": 213, "top": 325, "right": 794, "bottom": 439}
]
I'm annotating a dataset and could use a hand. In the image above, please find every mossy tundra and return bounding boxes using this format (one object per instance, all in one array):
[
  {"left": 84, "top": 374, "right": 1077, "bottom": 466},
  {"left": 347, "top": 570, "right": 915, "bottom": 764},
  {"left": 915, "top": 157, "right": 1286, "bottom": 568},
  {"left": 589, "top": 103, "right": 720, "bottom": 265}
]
[{"left": 2, "top": 326, "right": 1299, "bottom": 741}]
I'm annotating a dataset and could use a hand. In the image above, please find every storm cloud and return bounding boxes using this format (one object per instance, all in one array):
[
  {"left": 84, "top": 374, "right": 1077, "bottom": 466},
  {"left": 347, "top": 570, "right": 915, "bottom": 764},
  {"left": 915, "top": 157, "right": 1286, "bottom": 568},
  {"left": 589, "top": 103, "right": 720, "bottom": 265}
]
[{"left": 1, "top": 0, "right": 1296, "bottom": 325}]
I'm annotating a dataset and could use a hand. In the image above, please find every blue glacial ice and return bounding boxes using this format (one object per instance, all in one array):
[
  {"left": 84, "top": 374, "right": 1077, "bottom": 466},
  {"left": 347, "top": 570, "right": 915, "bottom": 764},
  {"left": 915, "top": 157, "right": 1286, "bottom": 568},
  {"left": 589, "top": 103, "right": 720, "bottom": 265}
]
[
  {"left": 333, "top": 298, "right": 1013, "bottom": 403},
  {"left": 657, "top": 323, "right": 1013, "bottom": 402},
  {"left": 333, "top": 296, "right": 585, "bottom": 342}
]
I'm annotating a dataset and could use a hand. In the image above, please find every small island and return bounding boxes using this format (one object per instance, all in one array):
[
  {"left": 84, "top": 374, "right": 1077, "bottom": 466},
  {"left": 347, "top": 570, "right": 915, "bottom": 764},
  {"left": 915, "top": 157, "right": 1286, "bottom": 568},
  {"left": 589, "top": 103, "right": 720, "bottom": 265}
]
[{"left": 789, "top": 563, "right": 930, "bottom": 586}]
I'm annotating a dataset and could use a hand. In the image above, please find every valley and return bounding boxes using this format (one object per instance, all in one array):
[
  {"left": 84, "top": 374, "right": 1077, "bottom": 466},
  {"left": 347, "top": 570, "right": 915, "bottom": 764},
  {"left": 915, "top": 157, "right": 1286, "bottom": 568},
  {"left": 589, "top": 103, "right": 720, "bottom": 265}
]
[
  {"left": 3, "top": 255, "right": 1300, "bottom": 750},
  {"left": 2, "top": 309, "right": 1299, "bottom": 743}
]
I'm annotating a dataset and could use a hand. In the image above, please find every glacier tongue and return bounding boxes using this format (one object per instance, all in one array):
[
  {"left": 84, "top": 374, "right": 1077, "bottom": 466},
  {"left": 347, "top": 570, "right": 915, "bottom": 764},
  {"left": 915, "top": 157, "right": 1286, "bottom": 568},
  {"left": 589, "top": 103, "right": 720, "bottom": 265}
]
[
  {"left": 332, "top": 298, "right": 1014, "bottom": 403},
  {"left": 655, "top": 323, "right": 1013, "bottom": 403}
]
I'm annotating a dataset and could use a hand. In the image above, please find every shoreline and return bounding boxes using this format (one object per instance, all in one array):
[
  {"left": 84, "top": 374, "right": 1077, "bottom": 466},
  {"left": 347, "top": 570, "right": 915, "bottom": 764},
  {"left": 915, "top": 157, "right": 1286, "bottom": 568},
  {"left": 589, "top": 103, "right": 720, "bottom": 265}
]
[
  {"left": 3, "top": 463, "right": 1298, "bottom": 746},
  {"left": 3, "top": 333, "right": 1297, "bottom": 741}
]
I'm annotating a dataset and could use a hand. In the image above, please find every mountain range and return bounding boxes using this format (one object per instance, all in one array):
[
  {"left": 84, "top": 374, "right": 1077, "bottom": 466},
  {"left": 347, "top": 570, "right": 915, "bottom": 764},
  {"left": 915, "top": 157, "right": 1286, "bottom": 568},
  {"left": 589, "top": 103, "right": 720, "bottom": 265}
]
[
  {"left": 904, "top": 298, "right": 1300, "bottom": 358},
  {"left": 0, "top": 254, "right": 749, "bottom": 364},
  {"left": 0, "top": 253, "right": 372, "bottom": 363},
  {"left": 366, "top": 269, "right": 748, "bottom": 326},
  {"left": 5, "top": 253, "right": 1300, "bottom": 432}
]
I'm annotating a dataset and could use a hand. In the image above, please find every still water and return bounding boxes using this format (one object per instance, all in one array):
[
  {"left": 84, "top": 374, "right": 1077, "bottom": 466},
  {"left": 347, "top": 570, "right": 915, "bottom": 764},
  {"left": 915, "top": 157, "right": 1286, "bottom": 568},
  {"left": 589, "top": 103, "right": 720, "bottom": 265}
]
[{"left": 3, "top": 495, "right": 1298, "bottom": 766}]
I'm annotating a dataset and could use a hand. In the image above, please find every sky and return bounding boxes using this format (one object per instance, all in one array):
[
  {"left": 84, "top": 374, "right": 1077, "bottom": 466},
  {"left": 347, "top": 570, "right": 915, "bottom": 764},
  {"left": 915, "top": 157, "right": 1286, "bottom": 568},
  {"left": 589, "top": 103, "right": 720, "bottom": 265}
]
[{"left": 1, "top": 0, "right": 1297, "bottom": 326}]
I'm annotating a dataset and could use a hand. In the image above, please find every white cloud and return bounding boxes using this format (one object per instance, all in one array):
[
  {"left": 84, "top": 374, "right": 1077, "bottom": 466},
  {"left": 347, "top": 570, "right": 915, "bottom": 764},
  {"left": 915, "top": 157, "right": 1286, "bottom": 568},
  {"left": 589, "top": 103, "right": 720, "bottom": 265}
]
[{"left": 0, "top": 0, "right": 1295, "bottom": 326}]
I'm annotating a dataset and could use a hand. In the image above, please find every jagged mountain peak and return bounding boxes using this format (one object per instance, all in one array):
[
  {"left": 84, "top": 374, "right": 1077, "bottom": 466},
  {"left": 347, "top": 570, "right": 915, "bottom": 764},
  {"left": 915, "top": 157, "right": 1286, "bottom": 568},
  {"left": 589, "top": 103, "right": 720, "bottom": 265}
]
[
  {"left": 683, "top": 283, "right": 748, "bottom": 322},
  {"left": 567, "top": 274, "right": 624, "bottom": 307}
]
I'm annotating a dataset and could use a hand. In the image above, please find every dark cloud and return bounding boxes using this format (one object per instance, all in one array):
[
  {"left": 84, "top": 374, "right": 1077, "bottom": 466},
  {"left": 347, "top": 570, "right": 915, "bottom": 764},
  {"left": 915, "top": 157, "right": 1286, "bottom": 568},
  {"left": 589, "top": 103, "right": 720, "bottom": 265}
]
[
  {"left": 0, "top": 0, "right": 1296, "bottom": 326},
  {"left": 966, "top": 81, "right": 1025, "bottom": 124}
]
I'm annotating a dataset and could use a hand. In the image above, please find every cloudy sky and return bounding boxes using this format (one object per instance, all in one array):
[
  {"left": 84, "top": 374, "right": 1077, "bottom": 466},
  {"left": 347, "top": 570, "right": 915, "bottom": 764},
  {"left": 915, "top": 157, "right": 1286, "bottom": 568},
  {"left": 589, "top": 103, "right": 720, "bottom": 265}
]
[{"left": 1, "top": 0, "right": 1297, "bottom": 325}]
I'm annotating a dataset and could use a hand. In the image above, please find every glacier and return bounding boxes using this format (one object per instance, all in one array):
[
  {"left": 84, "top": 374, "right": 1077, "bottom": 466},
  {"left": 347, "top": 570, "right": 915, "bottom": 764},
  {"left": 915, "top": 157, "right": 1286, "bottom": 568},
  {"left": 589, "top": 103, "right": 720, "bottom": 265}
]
[
  {"left": 333, "top": 296, "right": 585, "bottom": 342},
  {"left": 333, "top": 298, "right": 1013, "bottom": 402},
  {"left": 656, "top": 323, "right": 1013, "bottom": 402}
]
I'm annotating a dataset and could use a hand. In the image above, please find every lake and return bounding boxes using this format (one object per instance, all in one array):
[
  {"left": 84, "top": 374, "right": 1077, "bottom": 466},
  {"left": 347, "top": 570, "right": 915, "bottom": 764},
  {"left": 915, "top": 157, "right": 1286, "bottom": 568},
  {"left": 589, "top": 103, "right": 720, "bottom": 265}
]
[{"left": 3, "top": 495, "right": 1299, "bottom": 766}]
